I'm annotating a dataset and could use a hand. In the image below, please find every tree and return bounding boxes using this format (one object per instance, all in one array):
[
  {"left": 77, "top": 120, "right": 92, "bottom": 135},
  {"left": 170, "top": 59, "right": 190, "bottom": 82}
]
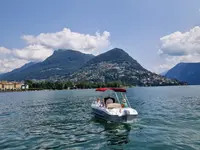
[
  {"left": 55, "top": 81, "right": 64, "bottom": 90},
  {"left": 24, "top": 80, "right": 33, "bottom": 88}
]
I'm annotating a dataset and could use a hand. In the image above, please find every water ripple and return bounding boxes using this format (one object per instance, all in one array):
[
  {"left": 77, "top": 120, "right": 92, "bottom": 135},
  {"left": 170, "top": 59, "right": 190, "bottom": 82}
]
[{"left": 0, "top": 87, "right": 200, "bottom": 149}]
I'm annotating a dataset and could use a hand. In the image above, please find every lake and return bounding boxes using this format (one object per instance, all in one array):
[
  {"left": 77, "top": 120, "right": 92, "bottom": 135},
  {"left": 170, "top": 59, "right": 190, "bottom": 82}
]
[{"left": 0, "top": 86, "right": 200, "bottom": 150}]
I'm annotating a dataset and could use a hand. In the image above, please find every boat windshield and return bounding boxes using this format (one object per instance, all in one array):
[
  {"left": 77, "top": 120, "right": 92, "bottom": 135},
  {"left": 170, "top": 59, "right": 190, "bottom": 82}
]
[
  {"left": 114, "top": 92, "right": 131, "bottom": 107},
  {"left": 97, "top": 89, "right": 131, "bottom": 107}
]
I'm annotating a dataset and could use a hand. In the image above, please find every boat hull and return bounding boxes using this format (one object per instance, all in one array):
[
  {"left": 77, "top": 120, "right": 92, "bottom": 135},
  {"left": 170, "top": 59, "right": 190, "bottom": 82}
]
[{"left": 91, "top": 107, "right": 137, "bottom": 123}]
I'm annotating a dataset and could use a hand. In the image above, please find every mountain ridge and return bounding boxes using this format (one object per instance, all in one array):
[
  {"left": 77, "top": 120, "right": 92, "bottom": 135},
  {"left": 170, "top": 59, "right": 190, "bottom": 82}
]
[
  {"left": 83, "top": 48, "right": 146, "bottom": 71},
  {"left": 0, "top": 48, "right": 185, "bottom": 86},
  {"left": 0, "top": 49, "right": 94, "bottom": 81},
  {"left": 0, "top": 62, "right": 37, "bottom": 80},
  {"left": 67, "top": 48, "right": 183, "bottom": 86},
  {"left": 160, "top": 70, "right": 168, "bottom": 76},
  {"left": 165, "top": 62, "right": 200, "bottom": 85}
]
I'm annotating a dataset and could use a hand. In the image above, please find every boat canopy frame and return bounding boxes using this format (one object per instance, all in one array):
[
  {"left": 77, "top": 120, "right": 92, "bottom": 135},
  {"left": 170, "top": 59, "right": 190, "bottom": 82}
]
[{"left": 95, "top": 88, "right": 131, "bottom": 107}]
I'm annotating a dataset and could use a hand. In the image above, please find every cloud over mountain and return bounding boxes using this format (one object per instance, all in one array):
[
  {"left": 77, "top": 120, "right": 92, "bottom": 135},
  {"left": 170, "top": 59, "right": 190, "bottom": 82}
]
[
  {"left": 13, "top": 45, "right": 53, "bottom": 62},
  {"left": 0, "top": 28, "right": 111, "bottom": 73},
  {"left": 22, "top": 28, "right": 110, "bottom": 53},
  {"left": 157, "top": 26, "right": 200, "bottom": 72}
]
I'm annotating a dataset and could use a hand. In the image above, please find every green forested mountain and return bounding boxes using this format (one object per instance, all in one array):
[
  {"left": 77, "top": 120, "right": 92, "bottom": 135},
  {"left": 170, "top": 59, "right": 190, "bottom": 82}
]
[
  {"left": 0, "top": 49, "right": 94, "bottom": 81},
  {"left": 0, "top": 48, "right": 185, "bottom": 86},
  {"left": 68, "top": 48, "right": 184, "bottom": 86}
]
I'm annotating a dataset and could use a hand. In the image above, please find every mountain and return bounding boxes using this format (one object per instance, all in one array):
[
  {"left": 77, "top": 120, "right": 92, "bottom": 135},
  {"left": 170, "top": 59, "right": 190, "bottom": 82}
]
[
  {"left": 5, "top": 62, "right": 36, "bottom": 74},
  {"left": 67, "top": 48, "right": 183, "bottom": 86},
  {"left": 0, "top": 48, "right": 186, "bottom": 86},
  {"left": 160, "top": 70, "right": 168, "bottom": 76},
  {"left": 165, "top": 62, "right": 200, "bottom": 85},
  {"left": 0, "top": 49, "right": 94, "bottom": 81},
  {"left": 0, "top": 62, "right": 37, "bottom": 80}
]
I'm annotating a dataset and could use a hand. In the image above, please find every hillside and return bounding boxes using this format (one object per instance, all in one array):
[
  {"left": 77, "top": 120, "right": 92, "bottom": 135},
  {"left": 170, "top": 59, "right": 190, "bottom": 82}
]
[
  {"left": 0, "top": 48, "right": 186, "bottom": 86},
  {"left": 160, "top": 70, "right": 168, "bottom": 76},
  {"left": 67, "top": 48, "right": 183, "bottom": 86},
  {"left": 165, "top": 62, "right": 200, "bottom": 85},
  {"left": 0, "top": 49, "right": 94, "bottom": 81},
  {"left": 0, "top": 62, "right": 36, "bottom": 78}
]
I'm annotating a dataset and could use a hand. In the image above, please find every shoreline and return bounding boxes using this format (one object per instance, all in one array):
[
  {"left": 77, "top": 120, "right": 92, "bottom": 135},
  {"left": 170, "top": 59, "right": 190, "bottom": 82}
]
[{"left": 0, "top": 84, "right": 189, "bottom": 93}]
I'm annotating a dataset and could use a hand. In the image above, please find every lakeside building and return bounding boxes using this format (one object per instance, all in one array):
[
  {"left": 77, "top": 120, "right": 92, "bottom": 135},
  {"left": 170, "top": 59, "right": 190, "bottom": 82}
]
[{"left": 0, "top": 81, "right": 29, "bottom": 91}]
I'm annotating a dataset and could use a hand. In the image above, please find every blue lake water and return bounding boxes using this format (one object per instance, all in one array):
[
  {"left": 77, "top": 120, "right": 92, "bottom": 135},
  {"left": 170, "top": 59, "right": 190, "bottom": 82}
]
[{"left": 0, "top": 86, "right": 200, "bottom": 150}]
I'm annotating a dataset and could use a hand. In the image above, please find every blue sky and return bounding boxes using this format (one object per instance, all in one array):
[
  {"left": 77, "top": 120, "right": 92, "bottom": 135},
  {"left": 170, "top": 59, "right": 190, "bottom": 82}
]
[{"left": 1, "top": 0, "right": 200, "bottom": 73}]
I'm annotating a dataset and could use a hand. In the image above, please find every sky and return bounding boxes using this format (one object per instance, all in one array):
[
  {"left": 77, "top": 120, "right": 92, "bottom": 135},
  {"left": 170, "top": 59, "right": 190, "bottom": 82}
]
[{"left": 1, "top": 0, "right": 200, "bottom": 74}]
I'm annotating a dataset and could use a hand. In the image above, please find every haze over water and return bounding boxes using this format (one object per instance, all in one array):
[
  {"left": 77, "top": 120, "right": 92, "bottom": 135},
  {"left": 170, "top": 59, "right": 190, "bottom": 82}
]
[{"left": 0, "top": 86, "right": 200, "bottom": 150}]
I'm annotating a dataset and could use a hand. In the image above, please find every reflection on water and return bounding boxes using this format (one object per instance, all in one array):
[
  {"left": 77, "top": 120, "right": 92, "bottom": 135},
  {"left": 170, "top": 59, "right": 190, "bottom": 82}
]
[{"left": 91, "top": 117, "right": 132, "bottom": 149}]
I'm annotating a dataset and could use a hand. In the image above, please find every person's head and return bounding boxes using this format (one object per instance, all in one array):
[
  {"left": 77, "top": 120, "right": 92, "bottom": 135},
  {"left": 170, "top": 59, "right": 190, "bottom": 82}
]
[
  {"left": 122, "top": 99, "right": 126, "bottom": 103},
  {"left": 97, "top": 98, "right": 100, "bottom": 102}
]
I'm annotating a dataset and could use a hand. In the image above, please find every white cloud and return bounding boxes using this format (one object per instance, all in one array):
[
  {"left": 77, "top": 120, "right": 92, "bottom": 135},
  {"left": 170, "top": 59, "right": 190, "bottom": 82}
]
[
  {"left": 159, "top": 55, "right": 200, "bottom": 71},
  {"left": 0, "top": 28, "right": 111, "bottom": 73},
  {"left": 0, "top": 45, "right": 53, "bottom": 73},
  {"left": 0, "top": 47, "right": 11, "bottom": 54},
  {"left": 13, "top": 45, "right": 53, "bottom": 62},
  {"left": 0, "top": 47, "right": 29, "bottom": 73},
  {"left": 0, "top": 47, "right": 12, "bottom": 59},
  {"left": 22, "top": 28, "right": 110, "bottom": 53},
  {"left": 159, "top": 26, "right": 200, "bottom": 56},
  {"left": 156, "top": 26, "right": 200, "bottom": 73},
  {"left": 0, "top": 58, "right": 28, "bottom": 73}
]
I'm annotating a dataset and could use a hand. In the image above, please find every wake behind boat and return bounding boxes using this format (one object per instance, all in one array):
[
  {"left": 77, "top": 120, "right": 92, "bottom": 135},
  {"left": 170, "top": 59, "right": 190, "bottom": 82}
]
[{"left": 91, "top": 88, "right": 138, "bottom": 123}]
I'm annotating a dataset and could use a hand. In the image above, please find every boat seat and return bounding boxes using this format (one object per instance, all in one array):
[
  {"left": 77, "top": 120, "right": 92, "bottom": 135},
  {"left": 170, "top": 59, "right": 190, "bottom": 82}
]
[{"left": 107, "top": 103, "right": 121, "bottom": 109}]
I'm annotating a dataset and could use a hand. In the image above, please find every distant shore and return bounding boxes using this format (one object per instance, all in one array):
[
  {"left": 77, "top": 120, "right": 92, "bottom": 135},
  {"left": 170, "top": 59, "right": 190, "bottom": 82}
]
[{"left": 0, "top": 84, "right": 189, "bottom": 93}]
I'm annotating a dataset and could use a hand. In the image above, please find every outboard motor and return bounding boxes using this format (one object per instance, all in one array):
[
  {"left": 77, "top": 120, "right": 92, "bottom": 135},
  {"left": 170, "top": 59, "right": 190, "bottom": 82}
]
[{"left": 123, "top": 110, "right": 130, "bottom": 115}]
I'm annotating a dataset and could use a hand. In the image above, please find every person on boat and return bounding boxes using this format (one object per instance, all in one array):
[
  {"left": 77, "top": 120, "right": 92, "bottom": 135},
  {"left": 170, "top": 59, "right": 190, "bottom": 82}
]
[
  {"left": 97, "top": 98, "right": 101, "bottom": 105},
  {"left": 105, "top": 98, "right": 114, "bottom": 108},
  {"left": 122, "top": 99, "right": 128, "bottom": 108},
  {"left": 97, "top": 98, "right": 104, "bottom": 107}
]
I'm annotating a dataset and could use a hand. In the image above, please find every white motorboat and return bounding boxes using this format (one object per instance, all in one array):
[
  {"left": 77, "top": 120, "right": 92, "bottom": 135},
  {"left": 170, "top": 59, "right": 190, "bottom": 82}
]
[{"left": 91, "top": 88, "right": 138, "bottom": 123}]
